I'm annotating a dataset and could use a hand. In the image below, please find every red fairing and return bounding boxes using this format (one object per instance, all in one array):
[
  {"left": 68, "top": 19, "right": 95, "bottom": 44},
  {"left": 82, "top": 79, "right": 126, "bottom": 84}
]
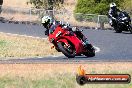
[
  {"left": 48, "top": 25, "right": 95, "bottom": 58},
  {"left": 63, "top": 35, "right": 84, "bottom": 54},
  {"left": 49, "top": 26, "right": 84, "bottom": 54}
]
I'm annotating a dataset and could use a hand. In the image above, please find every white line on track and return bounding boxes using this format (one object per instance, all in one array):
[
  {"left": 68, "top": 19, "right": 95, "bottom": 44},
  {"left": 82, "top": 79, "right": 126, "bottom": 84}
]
[{"left": 0, "top": 32, "right": 47, "bottom": 39}]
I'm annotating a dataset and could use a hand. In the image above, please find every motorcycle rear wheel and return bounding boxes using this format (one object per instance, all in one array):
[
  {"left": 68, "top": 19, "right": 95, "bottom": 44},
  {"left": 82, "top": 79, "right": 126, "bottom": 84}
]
[
  {"left": 84, "top": 44, "right": 95, "bottom": 57},
  {"left": 57, "top": 42, "right": 76, "bottom": 58}
]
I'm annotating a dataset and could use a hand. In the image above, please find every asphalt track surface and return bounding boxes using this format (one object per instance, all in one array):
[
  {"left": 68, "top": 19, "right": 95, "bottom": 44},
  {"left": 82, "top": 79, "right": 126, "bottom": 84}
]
[{"left": 0, "top": 23, "right": 132, "bottom": 63}]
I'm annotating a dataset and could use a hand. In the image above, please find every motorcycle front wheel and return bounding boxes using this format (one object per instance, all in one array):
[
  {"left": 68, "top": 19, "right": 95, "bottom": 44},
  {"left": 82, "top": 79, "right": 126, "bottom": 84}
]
[
  {"left": 115, "top": 27, "right": 122, "bottom": 33},
  {"left": 129, "top": 25, "right": 132, "bottom": 34},
  {"left": 57, "top": 42, "right": 76, "bottom": 58},
  {"left": 113, "top": 24, "right": 122, "bottom": 33}
]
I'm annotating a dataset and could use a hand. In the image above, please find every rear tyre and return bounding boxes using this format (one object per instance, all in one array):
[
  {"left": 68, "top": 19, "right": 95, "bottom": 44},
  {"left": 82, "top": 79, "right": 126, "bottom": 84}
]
[
  {"left": 57, "top": 42, "right": 76, "bottom": 58},
  {"left": 84, "top": 44, "right": 95, "bottom": 57}
]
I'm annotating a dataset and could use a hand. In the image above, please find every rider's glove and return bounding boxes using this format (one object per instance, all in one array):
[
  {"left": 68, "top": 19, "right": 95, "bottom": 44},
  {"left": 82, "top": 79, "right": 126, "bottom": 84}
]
[{"left": 72, "top": 27, "right": 77, "bottom": 32}]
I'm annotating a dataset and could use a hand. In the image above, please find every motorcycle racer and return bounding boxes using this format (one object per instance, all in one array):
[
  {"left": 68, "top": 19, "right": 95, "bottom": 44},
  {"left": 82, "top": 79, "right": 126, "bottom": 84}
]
[
  {"left": 108, "top": 3, "right": 120, "bottom": 28},
  {"left": 41, "top": 16, "right": 89, "bottom": 47}
]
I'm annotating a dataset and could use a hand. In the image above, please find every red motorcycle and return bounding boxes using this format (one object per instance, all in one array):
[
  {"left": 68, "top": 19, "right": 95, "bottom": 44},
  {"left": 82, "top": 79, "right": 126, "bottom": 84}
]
[{"left": 48, "top": 25, "right": 95, "bottom": 58}]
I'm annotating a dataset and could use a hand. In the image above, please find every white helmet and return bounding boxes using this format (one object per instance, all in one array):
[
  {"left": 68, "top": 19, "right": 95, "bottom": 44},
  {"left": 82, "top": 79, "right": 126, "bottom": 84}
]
[
  {"left": 110, "top": 3, "right": 116, "bottom": 8},
  {"left": 41, "top": 16, "right": 52, "bottom": 24}
]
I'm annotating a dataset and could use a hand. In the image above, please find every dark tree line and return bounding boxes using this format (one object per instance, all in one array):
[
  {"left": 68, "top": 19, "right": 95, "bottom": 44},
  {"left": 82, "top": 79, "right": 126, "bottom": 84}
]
[
  {"left": 0, "top": 0, "right": 3, "bottom": 5},
  {"left": 74, "top": 0, "right": 131, "bottom": 15},
  {"left": 0, "top": 0, "right": 3, "bottom": 14}
]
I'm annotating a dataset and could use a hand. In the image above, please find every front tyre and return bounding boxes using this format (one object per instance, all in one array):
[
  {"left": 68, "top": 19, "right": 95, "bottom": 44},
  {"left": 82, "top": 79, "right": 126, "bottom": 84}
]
[
  {"left": 113, "top": 25, "right": 122, "bottom": 33},
  {"left": 115, "top": 30, "right": 122, "bottom": 33},
  {"left": 114, "top": 27, "right": 122, "bottom": 33},
  {"left": 129, "top": 25, "right": 132, "bottom": 34},
  {"left": 84, "top": 44, "right": 95, "bottom": 57},
  {"left": 55, "top": 47, "right": 61, "bottom": 52},
  {"left": 57, "top": 42, "right": 76, "bottom": 58}
]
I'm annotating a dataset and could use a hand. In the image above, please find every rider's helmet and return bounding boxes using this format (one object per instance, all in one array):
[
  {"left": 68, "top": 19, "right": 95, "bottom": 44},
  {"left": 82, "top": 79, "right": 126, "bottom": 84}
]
[
  {"left": 41, "top": 16, "right": 53, "bottom": 29},
  {"left": 110, "top": 3, "right": 117, "bottom": 10}
]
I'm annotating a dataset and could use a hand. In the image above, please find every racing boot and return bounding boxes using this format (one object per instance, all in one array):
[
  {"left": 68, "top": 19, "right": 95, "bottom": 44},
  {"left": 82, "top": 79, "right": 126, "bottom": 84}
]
[
  {"left": 83, "top": 39, "right": 94, "bottom": 51},
  {"left": 82, "top": 39, "right": 89, "bottom": 48}
]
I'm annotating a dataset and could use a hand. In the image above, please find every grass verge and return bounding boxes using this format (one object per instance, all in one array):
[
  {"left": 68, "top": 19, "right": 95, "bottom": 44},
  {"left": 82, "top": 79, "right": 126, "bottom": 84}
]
[
  {"left": 0, "top": 63, "right": 131, "bottom": 88},
  {"left": 0, "top": 32, "right": 61, "bottom": 59}
]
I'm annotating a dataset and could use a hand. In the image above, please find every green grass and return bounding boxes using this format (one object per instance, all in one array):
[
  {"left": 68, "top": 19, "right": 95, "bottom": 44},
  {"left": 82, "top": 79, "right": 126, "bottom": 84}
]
[
  {"left": 0, "top": 74, "right": 75, "bottom": 88},
  {"left": 0, "top": 40, "right": 10, "bottom": 48},
  {"left": 0, "top": 40, "right": 7, "bottom": 46}
]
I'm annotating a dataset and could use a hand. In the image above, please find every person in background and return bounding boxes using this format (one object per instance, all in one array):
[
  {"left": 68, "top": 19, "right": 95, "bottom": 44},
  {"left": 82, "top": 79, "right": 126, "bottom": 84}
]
[{"left": 108, "top": 2, "right": 120, "bottom": 29}]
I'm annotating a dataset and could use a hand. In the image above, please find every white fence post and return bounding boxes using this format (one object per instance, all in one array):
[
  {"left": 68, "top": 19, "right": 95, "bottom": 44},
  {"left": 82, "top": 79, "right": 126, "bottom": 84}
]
[
  {"left": 29, "top": 8, "right": 32, "bottom": 22},
  {"left": 96, "top": 15, "right": 100, "bottom": 29},
  {"left": 0, "top": 5, "right": 2, "bottom": 14}
]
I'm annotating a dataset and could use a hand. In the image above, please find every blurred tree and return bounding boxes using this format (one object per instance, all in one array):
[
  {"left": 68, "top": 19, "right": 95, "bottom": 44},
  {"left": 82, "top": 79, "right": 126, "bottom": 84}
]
[
  {"left": 27, "top": 0, "right": 64, "bottom": 17},
  {"left": 0, "top": 0, "right": 3, "bottom": 5},
  {"left": 74, "top": 0, "right": 125, "bottom": 15},
  {"left": 27, "top": 0, "right": 64, "bottom": 9},
  {"left": 121, "top": 0, "right": 132, "bottom": 15},
  {"left": 0, "top": 0, "right": 3, "bottom": 14}
]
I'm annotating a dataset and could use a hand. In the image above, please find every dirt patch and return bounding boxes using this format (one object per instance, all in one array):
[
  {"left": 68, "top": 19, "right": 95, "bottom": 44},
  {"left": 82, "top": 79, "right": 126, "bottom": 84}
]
[
  {"left": 0, "top": 62, "right": 131, "bottom": 79},
  {"left": 3, "top": 0, "right": 32, "bottom": 8},
  {"left": 0, "top": 63, "right": 131, "bottom": 88},
  {"left": 0, "top": 13, "right": 38, "bottom": 22}
]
